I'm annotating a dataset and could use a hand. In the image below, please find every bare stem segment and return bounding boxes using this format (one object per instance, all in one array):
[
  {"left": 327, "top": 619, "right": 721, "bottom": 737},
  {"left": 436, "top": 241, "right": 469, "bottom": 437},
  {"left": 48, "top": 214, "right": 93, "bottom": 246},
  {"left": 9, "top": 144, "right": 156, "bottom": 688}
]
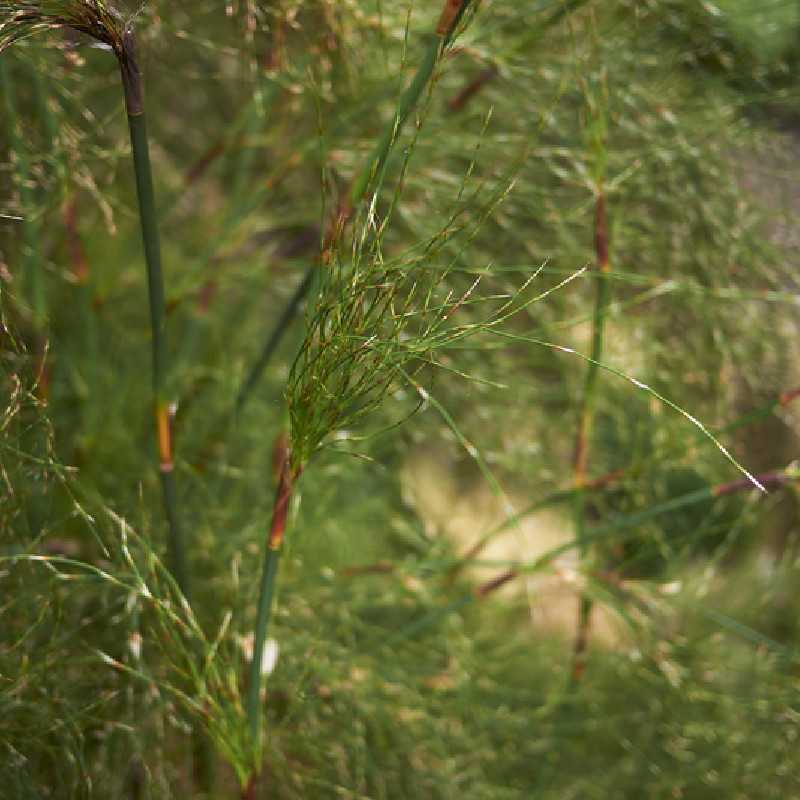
[
  {"left": 245, "top": 436, "right": 300, "bottom": 788},
  {"left": 119, "top": 28, "right": 189, "bottom": 598}
]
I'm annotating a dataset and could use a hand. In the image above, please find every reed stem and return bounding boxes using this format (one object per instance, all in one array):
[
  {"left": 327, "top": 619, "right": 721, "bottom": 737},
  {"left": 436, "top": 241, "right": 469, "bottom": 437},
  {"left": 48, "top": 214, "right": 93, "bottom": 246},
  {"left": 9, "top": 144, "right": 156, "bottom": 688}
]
[
  {"left": 117, "top": 27, "right": 218, "bottom": 793},
  {"left": 570, "top": 187, "right": 611, "bottom": 684},
  {"left": 246, "top": 548, "right": 281, "bottom": 742},
  {"left": 118, "top": 30, "right": 190, "bottom": 598},
  {"left": 245, "top": 437, "right": 298, "bottom": 783},
  {"left": 235, "top": 267, "right": 316, "bottom": 412}
]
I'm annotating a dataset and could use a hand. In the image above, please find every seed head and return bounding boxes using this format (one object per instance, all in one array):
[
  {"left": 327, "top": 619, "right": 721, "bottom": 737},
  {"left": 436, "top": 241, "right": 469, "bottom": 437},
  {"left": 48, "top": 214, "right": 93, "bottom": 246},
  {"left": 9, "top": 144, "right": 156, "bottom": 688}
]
[
  {"left": 0, "top": 1, "right": 127, "bottom": 55},
  {"left": 0, "top": 2, "right": 145, "bottom": 112}
]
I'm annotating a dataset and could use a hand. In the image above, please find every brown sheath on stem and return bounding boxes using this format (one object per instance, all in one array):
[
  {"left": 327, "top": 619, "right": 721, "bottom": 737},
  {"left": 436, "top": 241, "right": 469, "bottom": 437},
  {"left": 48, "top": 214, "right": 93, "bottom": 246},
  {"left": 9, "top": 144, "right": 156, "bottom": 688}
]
[
  {"left": 156, "top": 403, "right": 174, "bottom": 473},
  {"left": 242, "top": 774, "right": 257, "bottom": 800},
  {"left": 268, "top": 441, "right": 297, "bottom": 551},
  {"left": 271, "top": 431, "right": 290, "bottom": 484}
]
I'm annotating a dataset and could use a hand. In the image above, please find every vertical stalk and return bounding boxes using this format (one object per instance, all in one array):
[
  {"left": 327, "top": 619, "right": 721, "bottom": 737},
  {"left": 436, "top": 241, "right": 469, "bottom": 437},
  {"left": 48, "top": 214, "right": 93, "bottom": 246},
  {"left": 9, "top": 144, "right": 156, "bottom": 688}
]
[
  {"left": 118, "top": 29, "right": 190, "bottom": 598},
  {"left": 568, "top": 45, "right": 611, "bottom": 683},
  {"left": 232, "top": 0, "right": 475, "bottom": 414},
  {"left": 244, "top": 435, "right": 299, "bottom": 794},
  {"left": 235, "top": 268, "right": 316, "bottom": 412},
  {"left": 116, "top": 26, "right": 225, "bottom": 793},
  {"left": 117, "top": 28, "right": 216, "bottom": 792},
  {"left": 570, "top": 186, "right": 611, "bottom": 684}
]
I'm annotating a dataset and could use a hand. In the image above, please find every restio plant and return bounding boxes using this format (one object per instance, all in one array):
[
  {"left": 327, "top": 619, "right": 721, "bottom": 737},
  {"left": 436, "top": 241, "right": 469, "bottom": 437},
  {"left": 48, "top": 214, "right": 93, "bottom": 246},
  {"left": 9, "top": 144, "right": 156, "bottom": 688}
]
[{"left": 2, "top": 1, "right": 800, "bottom": 798}]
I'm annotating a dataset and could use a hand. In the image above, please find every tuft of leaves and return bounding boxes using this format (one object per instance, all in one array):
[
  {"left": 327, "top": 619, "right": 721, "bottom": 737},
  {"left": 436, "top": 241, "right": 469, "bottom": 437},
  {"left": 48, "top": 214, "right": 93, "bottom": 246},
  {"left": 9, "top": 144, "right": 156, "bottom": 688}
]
[{"left": 285, "top": 185, "right": 550, "bottom": 470}]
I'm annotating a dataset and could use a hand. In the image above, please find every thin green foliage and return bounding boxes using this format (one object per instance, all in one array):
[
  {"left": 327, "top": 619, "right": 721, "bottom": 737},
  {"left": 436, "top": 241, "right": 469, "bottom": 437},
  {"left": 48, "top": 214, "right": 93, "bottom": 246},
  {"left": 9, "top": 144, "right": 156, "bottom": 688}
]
[
  {"left": 2, "top": 1, "right": 800, "bottom": 797},
  {"left": 232, "top": 0, "right": 481, "bottom": 416},
  {"left": 286, "top": 196, "right": 544, "bottom": 471}
]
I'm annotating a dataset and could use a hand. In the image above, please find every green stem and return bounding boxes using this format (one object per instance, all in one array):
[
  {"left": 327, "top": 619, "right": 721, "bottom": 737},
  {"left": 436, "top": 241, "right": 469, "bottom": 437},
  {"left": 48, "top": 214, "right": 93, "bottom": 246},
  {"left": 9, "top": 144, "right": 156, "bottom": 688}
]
[
  {"left": 246, "top": 545, "right": 282, "bottom": 745},
  {"left": 570, "top": 187, "right": 611, "bottom": 683},
  {"left": 127, "top": 112, "right": 167, "bottom": 396},
  {"left": 158, "top": 457, "right": 189, "bottom": 597},
  {"left": 119, "top": 32, "right": 190, "bottom": 599},
  {"left": 232, "top": 0, "right": 475, "bottom": 415},
  {"left": 235, "top": 267, "right": 316, "bottom": 412},
  {"left": 117, "top": 28, "right": 213, "bottom": 791},
  {"left": 346, "top": 32, "right": 442, "bottom": 209},
  {"left": 246, "top": 451, "right": 296, "bottom": 776}
]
